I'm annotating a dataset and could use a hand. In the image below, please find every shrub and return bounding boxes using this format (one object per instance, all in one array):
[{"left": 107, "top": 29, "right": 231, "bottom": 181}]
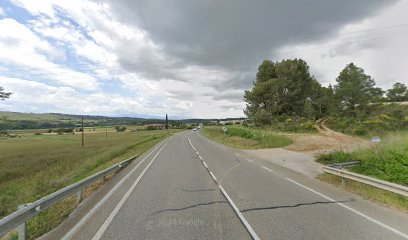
[
  {"left": 316, "top": 151, "right": 354, "bottom": 164},
  {"left": 354, "top": 128, "right": 368, "bottom": 136},
  {"left": 55, "top": 128, "right": 74, "bottom": 134},
  {"left": 115, "top": 126, "right": 127, "bottom": 132},
  {"left": 34, "top": 133, "right": 42, "bottom": 136}
]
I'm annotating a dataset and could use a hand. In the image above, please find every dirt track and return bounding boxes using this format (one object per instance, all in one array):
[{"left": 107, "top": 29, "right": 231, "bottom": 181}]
[{"left": 284, "top": 119, "right": 372, "bottom": 155}]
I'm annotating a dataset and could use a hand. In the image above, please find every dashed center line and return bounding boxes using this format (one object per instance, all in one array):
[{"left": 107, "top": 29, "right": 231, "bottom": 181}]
[
  {"left": 262, "top": 166, "right": 274, "bottom": 174},
  {"left": 187, "top": 135, "right": 260, "bottom": 240},
  {"left": 209, "top": 171, "right": 217, "bottom": 181}
]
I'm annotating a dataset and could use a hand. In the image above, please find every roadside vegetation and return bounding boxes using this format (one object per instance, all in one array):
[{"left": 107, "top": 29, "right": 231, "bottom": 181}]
[
  {"left": 202, "top": 126, "right": 292, "bottom": 149},
  {"left": 244, "top": 59, "right": 407, "bottom": 137},
  {"left": 317, "top": 132, "right": 408, "bottom": 186},
  {"left": 240, "top": 59, "right": 408, "bottom": 210},
  {"left": 318, "top": 174, "right": 408, "bottom": 213},
  {"left": 0, "top": 129, "right": 178, "bottom": 239}
]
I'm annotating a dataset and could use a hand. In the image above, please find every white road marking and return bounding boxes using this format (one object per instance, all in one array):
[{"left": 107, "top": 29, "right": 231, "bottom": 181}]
[
  {"left": 62, "top": 138, "right": 169, "bottom": 240},
  {"left": 219, "top": 185, "right": 260, "bottom": 240},
  {"left": 262, "top": 166, "right": 274, "bottom": 174},
  {"left": 286, "top": 178, "right": 408, "bottom": 240},
  {"left": 209, "top": 171, "right": 217, "bottom": 181},
  {"left": 188, "top": 135, "right": 260, "bottom": 240},
  {"left": 198, "top": 155, "right": 203, "bottom": 160},
  {"left": 91, "top": 139, "right": 172, "bottom": 240}
]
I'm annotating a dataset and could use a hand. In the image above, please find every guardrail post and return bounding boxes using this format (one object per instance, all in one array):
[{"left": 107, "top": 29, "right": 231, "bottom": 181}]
[
  {"left": 18, "top": 205, "right": 26, "bottom": 240},
  {"left": 76, "top": 189, "right": 82, "bottom": 204}
]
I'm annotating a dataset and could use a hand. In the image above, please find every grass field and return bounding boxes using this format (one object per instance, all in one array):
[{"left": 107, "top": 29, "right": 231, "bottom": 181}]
[
  {"left": 201, "top": 126, "right": 292, "bottom": 149},
  {"left": 0, "top": 129, "right": 179, "bottom": 239},
  {"left": 317, "top": 131, "right": 408, "bottom": 186}
]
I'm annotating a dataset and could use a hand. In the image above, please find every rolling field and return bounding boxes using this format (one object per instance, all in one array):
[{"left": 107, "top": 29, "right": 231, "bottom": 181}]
[{"left": 0, "top": 129, "right": 178, "bottom": 221}]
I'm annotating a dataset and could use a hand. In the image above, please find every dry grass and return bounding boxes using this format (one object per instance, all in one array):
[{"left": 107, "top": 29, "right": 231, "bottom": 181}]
[
  {"left": 0, "top": 129, "right": 179, "bottom": 239},
  {"left": 201, "top": 126, "right": 292, "bottom": 149}
]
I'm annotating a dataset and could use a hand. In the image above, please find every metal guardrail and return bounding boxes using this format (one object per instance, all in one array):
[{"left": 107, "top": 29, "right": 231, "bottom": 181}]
[
  {"left": 0, "top": 154, "right": 139, "bottom": 239},
  {"left": 323, "top": 166, "right": 408, "bottom": 197},
  {"left": 328, "top": 160, "right": 360, "bottom": 169}
]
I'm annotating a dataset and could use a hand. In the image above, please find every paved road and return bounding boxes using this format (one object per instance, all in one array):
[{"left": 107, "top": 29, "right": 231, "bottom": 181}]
[{"left": 58, "top": 131, "right": 408, "bottom": 240}]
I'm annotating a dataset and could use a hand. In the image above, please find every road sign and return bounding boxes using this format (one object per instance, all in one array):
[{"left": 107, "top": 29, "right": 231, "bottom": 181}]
[
  {"left": 222, "top": 126, "right": 227, "bottom": 133},
  {"left": 371, "top": 136, "right": 381, "bottom": 143}
]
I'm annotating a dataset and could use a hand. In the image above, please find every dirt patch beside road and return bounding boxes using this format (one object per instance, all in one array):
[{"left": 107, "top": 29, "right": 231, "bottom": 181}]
[
  {"left": 243, "top": 122, "right": 372, "bottom": 178},
  {"left": 284, "top": 120, "right": 372, "bottom": 155}
]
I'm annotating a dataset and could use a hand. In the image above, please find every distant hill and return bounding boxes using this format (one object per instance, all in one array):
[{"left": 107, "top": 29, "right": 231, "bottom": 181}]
[
  {"left": 0, "top": 111, "right": 162, "bottom": 130},
  {"left": 0, "top": 111, "right": 247, "bottom": 130}
]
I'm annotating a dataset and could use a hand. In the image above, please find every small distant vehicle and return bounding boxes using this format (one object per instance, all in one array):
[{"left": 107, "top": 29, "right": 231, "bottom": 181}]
[{"left": 192, "top": 128, "right": 197, "bottom": 131}]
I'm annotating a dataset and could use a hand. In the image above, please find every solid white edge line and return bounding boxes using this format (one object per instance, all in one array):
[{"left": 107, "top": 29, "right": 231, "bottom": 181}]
[
  {"left": 246, "top": 159, "right": 253, "bottom": 163},
  {"left": 286, "top": 178, "right": 408, "bottom": 240},
  {"left": 198, "top": 155, "right": 203, "bottom": 160},
  {"left": 91, "top": 138, "right": 172, "bottom": 240},
  {"left": 219, "top": 185, "right": 260, "bottom": 240},
  {"left": 61, "top": 139, "right": 169, "bottom": 240},
  {"left": 203, "top": 162, "right": 208, "bottom": 168}
]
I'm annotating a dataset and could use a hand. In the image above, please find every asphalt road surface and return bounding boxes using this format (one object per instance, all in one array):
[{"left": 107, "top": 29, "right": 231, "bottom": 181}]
[{"left": 56, "top": 131, "right": 408, "bottom": 240}]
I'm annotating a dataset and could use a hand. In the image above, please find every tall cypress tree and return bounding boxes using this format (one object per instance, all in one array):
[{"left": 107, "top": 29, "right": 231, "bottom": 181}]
[{"left": 165, "top": 114, "right": 169, "bottom": 129}]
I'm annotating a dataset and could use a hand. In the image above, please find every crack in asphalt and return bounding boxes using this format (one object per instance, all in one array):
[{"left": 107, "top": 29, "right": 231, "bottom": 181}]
[
  {"left": 182, "top": 188, "right": 217, "bottom": 192},
  {"left": 151, "top": 201, "right": 228, "bottom": 215},
  {"left": 240, "top": 199, "right": 354, "bottom": 213}
]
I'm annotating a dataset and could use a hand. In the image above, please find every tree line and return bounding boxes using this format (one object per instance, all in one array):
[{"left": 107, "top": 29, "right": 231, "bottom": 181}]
[{"left": 244, "top": 59, "right": 408, "bottom": 124}]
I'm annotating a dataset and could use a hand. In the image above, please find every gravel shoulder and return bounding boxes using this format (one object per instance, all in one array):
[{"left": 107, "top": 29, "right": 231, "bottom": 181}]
[{"left": 243, "top": 122, "right": 372, "bottom": 178}]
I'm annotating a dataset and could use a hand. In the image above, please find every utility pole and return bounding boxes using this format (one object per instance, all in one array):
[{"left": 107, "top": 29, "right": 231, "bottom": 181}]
[
  {"left": 165, "top": 114, "right": 169, "bottom": 130},
  {"left": 81, "top": 116, "right": 84, "bottom": 147}
]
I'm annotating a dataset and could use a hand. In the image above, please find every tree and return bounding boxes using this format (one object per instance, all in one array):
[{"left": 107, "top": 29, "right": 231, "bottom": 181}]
[
  {"left": 333, "top": 63, "right": 377, "bottom": 116},
  {"left": 115, "top": 126, "right": 126, "bottom": 132},
  {"left": 386, "top": 82, "right": 408, "bottom": 102},
  {"left": 244, "top": 58, "right": 320, "bottom": 122},
  {"left": 0, "top": 87, "right": 12, "bottom": 100},
  {"left": 165, "top": 114, "right": 169, "bottom": 129},
  {"left": 303, "top": 98, "right": 314, "bottom": 119}
]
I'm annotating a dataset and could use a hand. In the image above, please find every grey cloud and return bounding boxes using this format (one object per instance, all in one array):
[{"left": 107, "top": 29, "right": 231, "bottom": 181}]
[
  {"left": 105, "top": 0, "right": 394, "bottom": 71},
  {"left": 208, "top": 91, "right": 244, "bottom": 102},
  {"left": 167, "top": 90, "right": 196, "bottom": 100}
]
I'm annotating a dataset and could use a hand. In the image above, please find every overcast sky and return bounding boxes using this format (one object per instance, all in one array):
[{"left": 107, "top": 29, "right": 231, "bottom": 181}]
[{"left": 0, "top": 0, "right": 407, "bottom": 118}]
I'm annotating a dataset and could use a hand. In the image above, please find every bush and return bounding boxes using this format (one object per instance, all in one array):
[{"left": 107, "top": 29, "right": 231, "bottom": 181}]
[
  {"left": 316, "top": 151, "right": 354, "bottom": 164},
  {"left": 34, "top": 133, "right": 42, "bottom": 136},
  {"left": 55, "top": 128, "right": 74, "bottom": 134},
  {"left": 115, "top": 126, "right": 127, "bottom": 132},
  {"left": 354, "top": 128, "right": 368, "bottom": 136}
]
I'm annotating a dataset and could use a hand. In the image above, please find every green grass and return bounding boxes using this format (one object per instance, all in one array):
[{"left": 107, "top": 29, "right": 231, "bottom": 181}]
[
  {"left": 0, "top": 129, "right": 180, "bottom": 239},
  {"left": 201, "top": 126, "right": 292, "bottom": 149},
  {"left": 316, "top": 131, "right": 408, "bottom": 186},
  {"left": 318, "top": 174, "right": 408, "bottom": 213}
]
